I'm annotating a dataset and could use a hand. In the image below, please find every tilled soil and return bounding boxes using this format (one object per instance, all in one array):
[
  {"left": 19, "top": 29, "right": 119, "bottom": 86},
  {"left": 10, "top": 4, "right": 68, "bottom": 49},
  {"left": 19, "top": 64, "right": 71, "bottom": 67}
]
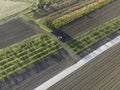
[
  {"left": 48, "top": 40, "right": 120, "bottom": 90},
  {"left": 0, "top": 18, "right": 42, "bottom": 49}
]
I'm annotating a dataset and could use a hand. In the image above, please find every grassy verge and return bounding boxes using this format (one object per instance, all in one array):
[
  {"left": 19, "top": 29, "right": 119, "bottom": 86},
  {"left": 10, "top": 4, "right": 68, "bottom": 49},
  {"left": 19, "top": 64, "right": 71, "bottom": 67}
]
[
  {"left": 67, "top": 16, "right": 120, "bottom": 54},
  {"left": 0, "top": 34, "right": 61, "bottom": 80}
]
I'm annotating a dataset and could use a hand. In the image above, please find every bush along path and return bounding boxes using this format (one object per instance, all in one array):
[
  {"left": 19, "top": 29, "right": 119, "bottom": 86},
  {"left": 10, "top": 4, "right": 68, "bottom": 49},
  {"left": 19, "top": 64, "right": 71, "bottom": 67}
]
[
  {"left": 67, "top": 16, "right": 120, "bottom": 54},
  {"left": 0, "top": 34, "right": 61, "bottom": 80}
]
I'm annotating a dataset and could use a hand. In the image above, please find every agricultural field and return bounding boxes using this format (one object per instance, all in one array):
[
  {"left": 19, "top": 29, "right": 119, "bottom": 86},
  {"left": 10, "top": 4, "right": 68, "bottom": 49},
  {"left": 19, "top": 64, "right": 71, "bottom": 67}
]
[
  {"left": 48, "top": 42, "right": 120, "bottom": 90},
  {"left": 0, "top": 33, "right": 75, "bottom": 90},
  {"left": 45, "top": 0, "right": 112, "bottom": 30},
  {"left": 67, "top": 16, "right": 120, "bottom": 54},
  {"left": 53, "top": 0, "right": 120, "bottom": 41},
  {"left": 0, "top": 0, "right": 31, "bottom": 20},
  {"left": 12, "top": 49, "right": 75, "bottom": 90},
  {"left": 37, "top": 0, "right": 112, "bottom": 31},
  {"left": 0, "top": 0, "right": 120, "bottom": 89},
  {"left": 0, "top": 18, "right": 42, "bottom": 49},
  {"left": 0, "top": 34, "right": 61, "bottom": 81}
]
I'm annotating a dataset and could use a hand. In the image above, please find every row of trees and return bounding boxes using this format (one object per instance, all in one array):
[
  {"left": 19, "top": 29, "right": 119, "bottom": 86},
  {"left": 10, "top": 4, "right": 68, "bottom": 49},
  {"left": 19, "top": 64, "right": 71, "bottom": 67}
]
[
  {"left": 67, "top": 16, "right": 120, "bottom": 54},
  {"left": 0, "top": 34, "right": 61, "bottom": 80}
]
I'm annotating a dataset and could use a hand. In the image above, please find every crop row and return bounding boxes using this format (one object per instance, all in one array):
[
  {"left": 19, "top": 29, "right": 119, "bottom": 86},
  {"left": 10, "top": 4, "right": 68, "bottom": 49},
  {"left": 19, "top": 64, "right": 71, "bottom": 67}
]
[
  {"left": 67, "top": 16, "right": 120, "bottom": 54},
  {"left": 44, "top": 0, "right": 112, "bottom": 30},
  {"left": 0, "top": 34, "right": 61, "bottom": 80}
]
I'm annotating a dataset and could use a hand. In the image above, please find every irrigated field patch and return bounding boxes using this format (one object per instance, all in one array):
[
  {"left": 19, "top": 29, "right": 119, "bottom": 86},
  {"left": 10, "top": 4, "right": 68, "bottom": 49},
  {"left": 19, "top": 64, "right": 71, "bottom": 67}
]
[{"left": 0, "top": 0, "right": 31, "bottom": 20}]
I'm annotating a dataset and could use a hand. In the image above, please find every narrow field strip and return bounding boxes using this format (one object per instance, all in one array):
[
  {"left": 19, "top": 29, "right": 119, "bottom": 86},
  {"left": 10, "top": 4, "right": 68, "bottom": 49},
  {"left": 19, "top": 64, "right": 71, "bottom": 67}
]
[
  {"left": 34, "top": 34, "right": 120, "bottom": 90},
  {"left": 67, "top": 16, "right": 120, "bottom": 54},
  {"left": 0, "top": 34, "right": 61, "bottom": 80}
]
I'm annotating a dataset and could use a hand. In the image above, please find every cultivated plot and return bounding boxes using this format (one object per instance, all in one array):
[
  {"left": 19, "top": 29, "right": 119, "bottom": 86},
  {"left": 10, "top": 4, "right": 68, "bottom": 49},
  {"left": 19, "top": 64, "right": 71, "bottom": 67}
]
[{"left": 0, "top": 18, "right": 41, "bottom": 49}]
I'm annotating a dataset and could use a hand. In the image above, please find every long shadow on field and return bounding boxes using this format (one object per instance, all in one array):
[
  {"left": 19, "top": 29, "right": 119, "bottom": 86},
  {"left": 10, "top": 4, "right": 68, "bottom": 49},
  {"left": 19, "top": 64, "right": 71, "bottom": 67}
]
[{"left": 52, "top": 30, "right": 74, "bottom": 42}]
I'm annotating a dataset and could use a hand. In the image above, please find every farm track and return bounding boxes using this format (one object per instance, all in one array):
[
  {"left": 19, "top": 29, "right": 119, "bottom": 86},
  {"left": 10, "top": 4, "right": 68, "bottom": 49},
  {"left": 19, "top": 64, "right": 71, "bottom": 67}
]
[
  {"left": 48, "top": 42, "right": 120, "bottom": 90},
  {"left": 0, "top": 18, "right": 42, "bottom": 49},
  {"left": 53, "top": 0, "right": 120, "bottom": 42}
]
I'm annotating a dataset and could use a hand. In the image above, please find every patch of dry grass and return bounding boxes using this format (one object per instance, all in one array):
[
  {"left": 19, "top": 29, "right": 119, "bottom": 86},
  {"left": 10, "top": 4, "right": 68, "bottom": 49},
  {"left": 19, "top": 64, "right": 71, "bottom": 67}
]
[{"left": 0, "top": 0, "right": 31, "bottom": 19}]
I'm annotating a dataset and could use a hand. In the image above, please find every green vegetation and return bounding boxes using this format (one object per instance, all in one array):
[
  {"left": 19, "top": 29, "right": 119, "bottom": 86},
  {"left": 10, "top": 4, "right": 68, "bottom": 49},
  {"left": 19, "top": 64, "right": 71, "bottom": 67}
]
[
  {"left": 42, "top": 0, "right": 112, "bottom": 30},
  {"left": 0, "top": 34, "right": 61, "bottom": 80},
  {"left": 67, "top": 16, "right": 120, "bottom": 54}
]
